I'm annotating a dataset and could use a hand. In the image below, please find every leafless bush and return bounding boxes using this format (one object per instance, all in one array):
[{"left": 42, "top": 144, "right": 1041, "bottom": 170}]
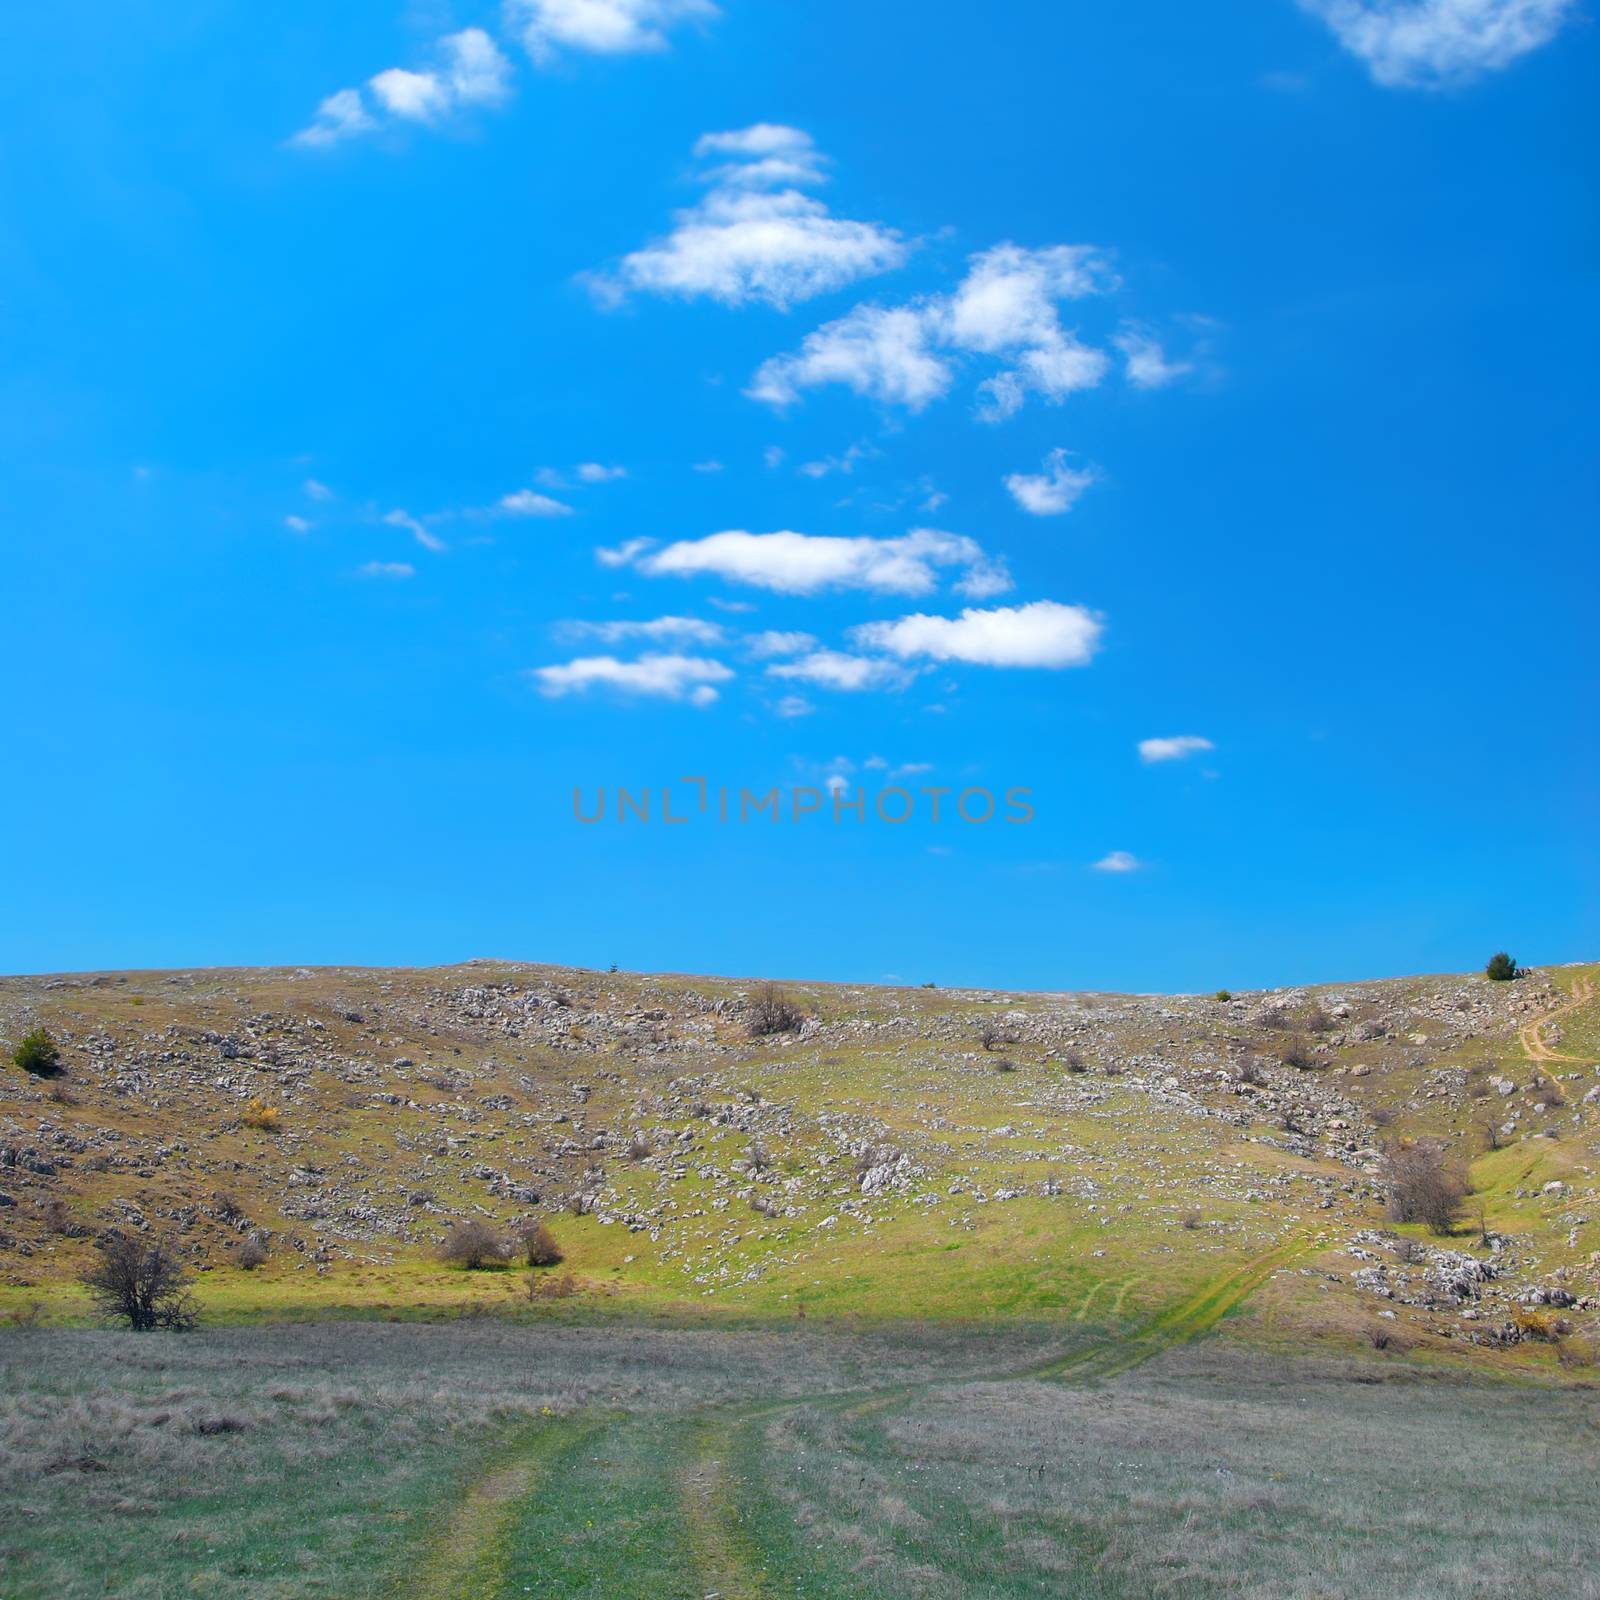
[
  {"left": 39, "top": 1198, "right": 72, "bottom": 1235},
  {"left": 1366, "top": 1324, "right": 1410, "bottom": 1352},
  {"left": 235, "top": 1236, "right": 270, "bottom": 1271},
  {"left": 213, "top": 1191, "right": 245, "bottom": 1223},
  {"left": 517, "top": 1220, "right": 563, "bottom": 1268},
  {"left": 81, "top": 1233, "right": 199, "bottom": 1331},
  {"left": 1370, "top": 1106, "right": 1395, "bottom": 1129},
  {"left": 527, "top": 1269, "right": 579, "bottom": 1300},
  {"left": 437, "top": 1220, "right": 510, "bottom": 1270},
  {"left": 1381, "top": 1141, "right": 1467, "bottom": 1235},
  {"left": 993, "top": 1057, "right": 1017, "bottom": 1073},
  {"left": 746, "top": 1142, "right": 773, "bottom": 1174},
  {"left": 625, "top": 1134, "right": 653, "bottom": 1161},
  {"left": 1102, "top": 1060, "right": 1124, "bottom": 1077},
  {"left": 1390, "top": 1236, "right": 1422, "bottom": 1263},
  {"left": 1530, "top": 1082, "right": 1565, "bottom": 1109},
  {"left": 1303, "top": 1003, "right": 1334, "bottom": 1034},
  {"left": 7, "top": 1300, "right": 45, "bottom": 1329},
  {"left": 1061, "top": 1051, "right": 1088, "bottom": 1074},
  {"left": 1232, "top": 1057, "right": 1266, "bottom": 1086},
  {"left": 747, "top": 984, "right": 804, "bottom": 1038},
  {"left": 1476, "top": 1113, "right": 1501, "bottom": 1153},
  {"left": 1258, "top": 1004, "right": 1288, "bottom": 1030},
  {"left": 1180, "top": 1210, "right": 1202, "bottom": 1231},
  {"left": 1277, "top": 1039, "right": 1316, "bottom": 1071},
  {"left": 976, "top": 1017, "right": 1018, "bottom": 1052}
]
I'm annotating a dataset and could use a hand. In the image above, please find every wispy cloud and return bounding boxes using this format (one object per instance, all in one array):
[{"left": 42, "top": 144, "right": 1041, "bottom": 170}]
[
  {"left": 767, "top": 650, "right": 915, "bottom": 692},
  {"left": 1003, "top": 448, "right": 1097, "bottom": 516},
  {"left": 614, "top": 527, "right": 1011, "bottom": 598},
  {"left": 576, "top": 462, "right": 627, "bottom": 483},
  {"left": 562, "top": 615, "right": 726, "bottom": 645},
  {"left": 1114, "top": 325, "right": 1193, "bottom": 388},
  {"left": 292, "top": 29, "right": 513, "bottom": 149},
  {"left": 530, "top": 652, "right": 733, "bottom": 705},
  {"left": 499, "top": 489, "right": 575, "bottom": 517},
  {"left": 1138, "top": 735, "right": 1215, "bottom": 764},
  {"left": 743, "top": 629, "right": 818, "bottom": 658},
  {"left": 1092, "top": 850, "right": 1142, "bottom": 873},
  {"left": 384, "top": 508, "right": 448, "bottom": 553},
  {"left": 358, "top": 561, "right": 416, "bottom": 580},
  {"left": 1298, "top": 0, "right": 1576, "bottom": 88},
  {"left": 587, "top": 126, "right": 907, "bottom": 310}
]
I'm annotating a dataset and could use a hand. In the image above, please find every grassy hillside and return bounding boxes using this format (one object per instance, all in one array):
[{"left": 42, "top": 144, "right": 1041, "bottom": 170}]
[{"left": 3, "top": 958, "right": 1598, "bottom": 1368}]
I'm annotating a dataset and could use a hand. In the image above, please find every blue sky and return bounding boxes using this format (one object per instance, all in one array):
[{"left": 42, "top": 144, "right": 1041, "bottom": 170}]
[{"left": 3, "top": 0, "right": 1595, "bottom": 991}]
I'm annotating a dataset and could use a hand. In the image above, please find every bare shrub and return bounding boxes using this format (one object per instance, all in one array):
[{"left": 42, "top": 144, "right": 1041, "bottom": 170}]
[
  {"left": 745, "top": 1142, "right": 773, "bottom": 1174},
  {"left": 235, "top": 1236, "right": 270, "bottom": 1271},
  {"left": 7, "top": 1300, "right": 45, "bottom": 1329},
  {"left": 625, "top": 1134, "right": 653, "bottom": 1161},
  {"left": 528, "top": 1269, "right": 579, "bottom": 1300},
  {"left": 1232, "top": 1057, "right": 1266, "bottom": 1086},
  {"left": 976, "top": 1017, "right": 1018, "bottom": 1052},
  {"left": 993, "top": 1057, "right": 1017, "bottom": 1073},
  {"left": 1530, "top": 1082, "right": 1565, "bottom": 1109},
  {"left": 39, "top": 1198, "right": 72, "bottom": 1235},
  {"left": 1102, "top": 1060, "right": 1124, "bottom": 1077},
  {"left": 1366, "top": 1324, "right": 1410, "bottom": 1352},
  {"left": 1381, "top": 1141, "right": 1467, "bottom": 1235},
  {"left": 437, "top": 1220, "right": 510, "bottom": 1270},
  {"left": 1061, "top": 1051, "right": 1088, "bottom": 1075},
  {"left": 1390, "top": 1236, "right": 1422, "bottom": 1264},
  {"left": 1303, "top": 1004, "right": 1334, "bottom": 1034},
  {"left": 1370, "top": 1106, "right": 1395, "bottom": 1129},
  {"left": 1476, "top": 1113, "right": 1501, "bottom": 1153},
  {"left": 1277, "top": 1039, "right": 1316, "bottom": 1071},
  {"left": 1257, "top": 1004, "right": 1288, "bottom": 1031},
  {"left": 517, "top": 1220, "right": 563, "bottom": 1268},
  {"left": 747, "top": 984, "right": 804, "bottom": 1038},
  {"left": 1180, "top": 1210, "right": 1202, "bottom": 1230},
  {"left": 81, "top": 1233, "right": 199, "bottom": 1331}
]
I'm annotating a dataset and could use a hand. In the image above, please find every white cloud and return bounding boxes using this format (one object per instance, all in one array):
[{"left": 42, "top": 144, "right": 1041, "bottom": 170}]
[
  {"left": 564, "top": 615, "right": 726, "bottom": 645},
  {"left": 750, "top": 243, "right": 1114, "bottom": 417},
  {"left": 774, "top": 694, "right": 814, "bottom": 718},
  {"left": 294, "top": 29, "right": 512, "bottom": 148},
  {"left": 851, "top": 600, "right": 1104, "bottom": 668},
  {"left": 1092, "top": 850, "right": 1142, "bottom": 873},
  {"left": 358, "top": 561, "right": 415, "bottom": 579},
  {"left": 1299, "top": 0, "right": 1575, "bottom": 87},
  {"left": 748, "top": 304, "right": 952, "bottom": 410},
  {"left": 499, "top": 489, "right": 575, "bottom": 517},
  {"left": 590, "top": 128, "right": 906, "bottom": 310},
  {"left": 384, "top": 508, "right": 448, "bottom": 553},
  {"left": 798, "top": 441, "right": 874, "bottom": 478},
  {"left": 531, "top": 652, "right": 733, "bottom": 704},
  {"left": 576, "top": 462, "right": 627, "bottom": 483},
  {"left": 1003, "top": 448, "right": 1097, "bottom": 516},
  {"left": 767, "top": 650, "right": 914, "bottom": 692},
  {"left": 508, "top": 0, "right": 718, "bottom": 59},
  {"left": 292, "top": 89, "right": 376, "bottom": 149},
  {"left": 597, "top": 537, "right": 655, "bottom": 567},
  {"left": 304, "top": 479, "right": 334, "bottom": 501},
  {"left": 623, "top": 527, "right": 1011, "bottom": 598},
  {"left": 744, "top": 629, "right": 818, "bottom": 658},
  {"left": 1139, "top": 735, "right": 1215, "bottom": 764},
  {"left": 692, "top": 459, "right": 724, "bottom": 473},
  {"left": 1115, "top": 326, "right": 1192, "bottom": 388},
  {"left": 284, "top": 515, "right": 311, "bottom": 533}
]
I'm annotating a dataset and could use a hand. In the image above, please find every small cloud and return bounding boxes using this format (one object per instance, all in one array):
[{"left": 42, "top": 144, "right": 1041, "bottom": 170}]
[
  {"left": 1138, "top": 734, "right": 1215, "bottom": 764},
  {"left": 767, "top": 650, "right": 914, "bottom": 692},
  {"left": 763, "top": 446, "right": 785, "bottom": 470},
  {"left": 927, "top": 844, "right": 951, "bottom": 857},
  {"left": 563, "top": 615, "right": 725, "bottom": 645},
  {"left": 304, "top": 479, "right": 334, "bottom": 501},
  {"left": 596, "top": 536, "right": 655, "bottom": 568},
  {"left": 774, "top": 694, "right": 814, "bottom": 718},
  {"left": 384, "top": 508, "right": 447, "bottom": 553},
  {"left": 743, "top": 629, "right": 818, "bottom": 659},
  {"left": 358, "top": 561, "right": 415, "bottom": 580},
  {"left": 692, "top": 459, "right": 725, "bottom": 473},
  {"left": 851, "top": 599, "right": 1103, "bottom": 669},
  {"left": 530, "top": 652, "right": 733, "bottom": 704},
  {"left": 894, "top": 761, "right": 933, "bottom": 776},
  {"left": 1115, "top": 325, "right": 1193, "bottom": 389},
  {"left": 1003, "top": 448, "right": 1097, "bottom": 516},
  {"left": 499, "top": 489, "right": 575, "bottom": 518},
  {"left": 507, "top": 0, "right": 720, "bottom": 62},
  {"left": 283, "top": 515, "right": 311, "bottom": 533},
  {"left": 1092, "top": 850, "right": 1141, "bottom": 873},
  {"left": 576, "top": 462, "right": 627, "bottom": 483}
]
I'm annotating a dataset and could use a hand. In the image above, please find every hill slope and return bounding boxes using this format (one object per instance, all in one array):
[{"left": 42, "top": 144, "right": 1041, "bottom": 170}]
[{"left": 3, "top": 959, "right": 1597, "bottom": 1362}]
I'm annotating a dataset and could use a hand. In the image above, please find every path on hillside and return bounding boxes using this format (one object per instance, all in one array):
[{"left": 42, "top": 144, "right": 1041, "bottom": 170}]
[
  {"left": 398, "top": 1238, "right": 1308, "bottom": 1600},
  {"left": 1521, "top": 974, "right": 1594, "bottom": 1063}
]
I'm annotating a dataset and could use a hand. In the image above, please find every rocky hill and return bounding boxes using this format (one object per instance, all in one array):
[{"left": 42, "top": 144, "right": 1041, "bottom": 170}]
[{"left": 2, "top": 958, "right": 1597, "bottom": 1361}]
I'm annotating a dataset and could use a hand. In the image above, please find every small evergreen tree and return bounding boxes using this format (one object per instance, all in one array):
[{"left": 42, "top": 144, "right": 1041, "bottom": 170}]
[
  {"left": 12, "top": 1028, "right": 63, "bottom": 1078},
  {"left": 1485, "top": 952, "right": 1518, "bottom": 982}
]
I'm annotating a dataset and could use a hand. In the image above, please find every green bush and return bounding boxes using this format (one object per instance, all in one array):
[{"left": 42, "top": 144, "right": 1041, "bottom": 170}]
[
  {"left": 12, "top": 1028, "right": 63, "bottom": 1078},
  {"left": 1485, "top": 952, "right": 1519, "bottom": 982}
]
